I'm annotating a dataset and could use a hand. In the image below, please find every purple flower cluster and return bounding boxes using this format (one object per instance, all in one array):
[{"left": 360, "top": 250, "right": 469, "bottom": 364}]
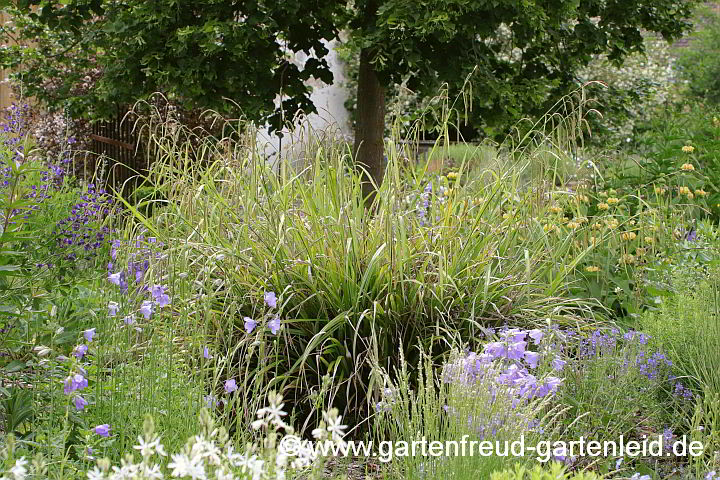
[
  {"left": 1, "top": 103, "right": 30, "bottom": 165},
  {"left": 578, "top": 329, "right": 619, "bottom": 358},
  {"left": 431, "top": 328, "right": 566, "bottom": 451},
  {"left": 63, "top": 327, "right": 99, "bottom": 412},
  {"left": 63, "top": 325, "right": 111, "bottom": 438},
  {"left": 1, "top": 104, "right": 78, "bottom": 240},
  {"left": 574, "top": 328, "right": 688, "bottom": 395},
  {"left": 447, "top": 328, "right": 564, "bottom": 402},
  {"left": 416, "top": 182, "right": 433, "bottom": 227},
  {"left": 107, "top": 234, "right": 172, "bottom": 325},
  {"left": 53, "top": 183, "right": 114, "bottom": 257},
  {"left": 108, "top": 235, "right": 163, "bottom": 294},
  {"left": 673, "top": 381, "right": 693, "bottom": 401},
  {"left": 663, "top": 427, "right": 674, "bottom": 452},
  {"left": 243, "top": 290, "right": 282, "bottom": 335},
  {"left": 635, "top": 351, "right": 672, "bottom": 381},
  {"left": 106, "top": 283, "right": 171, "bottom": 324},
  {"left": 376, "top": 387, "right": 398, "bottom": 413}
]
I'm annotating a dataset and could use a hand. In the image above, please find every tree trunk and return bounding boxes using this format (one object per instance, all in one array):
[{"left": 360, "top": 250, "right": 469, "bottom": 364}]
[{"left": 353, "top": 48, "right": 386, "bottom": 206}]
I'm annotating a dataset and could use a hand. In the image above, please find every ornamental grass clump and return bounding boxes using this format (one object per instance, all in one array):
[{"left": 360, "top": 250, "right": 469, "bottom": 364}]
[{"left": 117, "top": 96, "right": 604, "bottom": 425}]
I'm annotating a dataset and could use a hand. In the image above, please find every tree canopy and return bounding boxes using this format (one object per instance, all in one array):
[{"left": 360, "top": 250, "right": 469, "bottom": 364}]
[{"left": 1, "top": 0, "right": 699, "bottom": 199}]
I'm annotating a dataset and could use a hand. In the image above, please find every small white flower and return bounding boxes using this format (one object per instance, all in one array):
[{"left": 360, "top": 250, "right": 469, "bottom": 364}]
[
  {"left": 142, "top": 464, "right": 164, "bottom": 480},
  {"left": 190, "top": 436, "right": 222, "bottom": 466},
  {"left": 167, "top": 453, "right": 205, "bottom": 479},
  {"left": 86, "top": 466, "right": 105, "bottom": 480},
  {"left": 311, "top": 426, "right": 327, "bottom": 441},
  {"left": 276, "top": 451, "right": 288, "bottom": 469},
  {"left": 326, "top": 414, "right": 347, "bottom": 442},
  {"left": 255, "top": 392, "right": 289, "bottom": 430},
  {"left": 133, "top": 435, "right": 167, "bottom": 459},
  {"left": 247, "top": 458, "right": 265, "bottom": 480},
  {"left": 9, "top": 458, "right": 28, "bottom": 480},
  {"left": 134, "top": 436, "right": 154, "bottom": 458},
  {"left": 233, "top": 455, "right": 265, "bottom": 480},
  {"left": 214, "top": 466, "right": 235, "bottom": 480},
  {"left": 224, "top": 445, "right": 243, "bottom": 465}
]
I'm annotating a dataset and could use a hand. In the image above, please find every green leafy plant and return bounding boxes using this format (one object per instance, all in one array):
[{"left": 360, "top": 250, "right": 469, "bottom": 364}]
[
  {"left": 688, "top": 390, "right": 720, "bottom": 477},
  {"left": 675, "top": 6, "right": 720, "bottom": 105},
  {"left": 639, "top": 271, "right": 720, "bottom": 397},
  {"left": 490, "top": 462, "right": 602, "bottom": 480}
]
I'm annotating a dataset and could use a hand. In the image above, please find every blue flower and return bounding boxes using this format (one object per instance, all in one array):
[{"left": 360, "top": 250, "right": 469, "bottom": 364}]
[
  {"left": 501, "top": 328, "right": 527, "bottom": 342},
  {"left": 528, "top": 329, "right": 544, "bottom": 345},
  {"left": 72, "top": 344, "right": 89, "bottom": 359},
  {"left": 108, "top": 272, "right": 122, "bottom": 286},
  {"left": 64, "top": 373, "right": 88, "bottom": 394},
  {"left": 63, "top": 376, "right": 74, "bottom": 394},
  {"left": 535, "top": 377, "right": 563, "bottom": 397},
  {"left": 268, "top": 315, "right": 281, "bottom": 335},
  {"left": 151, "top": 285, "right": 171, "bottom": 307},
  {"left": 523, "top": 351, "right": 540, "bottom": 369},
  {"left": 139, "top": 301, "right": 153, "bottom": 320},
  {"left": 108, "top": 301, "right": 119, "bottom": 316},
  {"left": 264, "top": 291, "right": 277, "bottom": 308},
  {"left": 155, "top": 293, "right": 171, "bottom": 307},
  {"left": 551, "top": 357, "right": 566, "bottom": 372},
  {"left": 83, "top": 328, "right": 96, "bottom": 342},
  {"left": 244, "top": 317, "right": 257, "bottom": 333},
  {"left": 93, "top": 424, "right": 111, "bottom": 437},
  {"left": 74, "top": 395, "right": 88, "bottom": 411},
  {"left": 224, "top": 379, "right": 237, "bottom": 393},
  {"left": 507, "top": 340, "right": 527, "bottom": 360}
]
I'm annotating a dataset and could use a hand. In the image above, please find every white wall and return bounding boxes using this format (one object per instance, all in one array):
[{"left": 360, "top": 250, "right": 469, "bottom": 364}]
[{"left": 256, "top": 39, "right": 352, "bottom": 162}]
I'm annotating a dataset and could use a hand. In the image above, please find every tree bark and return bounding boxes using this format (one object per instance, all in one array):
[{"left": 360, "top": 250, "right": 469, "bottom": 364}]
[{"left": 353, "top": 48, "right": 386, "bottom": 206}]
